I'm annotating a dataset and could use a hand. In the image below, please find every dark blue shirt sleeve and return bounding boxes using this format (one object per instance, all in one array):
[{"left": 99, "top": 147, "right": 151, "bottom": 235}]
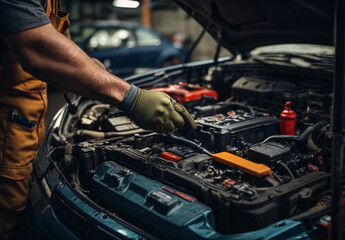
[{"left": 0, "top": 0, "right": 50, "bottom": 38}]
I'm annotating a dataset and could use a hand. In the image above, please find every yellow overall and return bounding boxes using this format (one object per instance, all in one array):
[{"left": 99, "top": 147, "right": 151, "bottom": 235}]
[{"left": 0, "top": 0, "right": 69, "bottom": 238}]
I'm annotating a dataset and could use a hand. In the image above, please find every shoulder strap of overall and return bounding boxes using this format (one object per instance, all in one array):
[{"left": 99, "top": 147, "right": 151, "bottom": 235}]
[{"left": 46, "top": 0, "right": 59, "bottom": 16}]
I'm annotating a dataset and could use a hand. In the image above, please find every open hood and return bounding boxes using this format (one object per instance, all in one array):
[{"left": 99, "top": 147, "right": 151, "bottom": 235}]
[{"left": 174, "top": 0, "right": 335, "bottom": 54}]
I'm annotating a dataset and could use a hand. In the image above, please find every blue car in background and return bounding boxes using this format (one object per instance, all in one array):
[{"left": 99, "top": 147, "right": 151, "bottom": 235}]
[{"left": 70, "top": 21, "right": 186, "bottom": 77}]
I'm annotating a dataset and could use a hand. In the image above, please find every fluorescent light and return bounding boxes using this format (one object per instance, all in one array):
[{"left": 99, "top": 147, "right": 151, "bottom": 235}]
[{"left": 113, "top": 0, "right": 140, "bottom": 8}]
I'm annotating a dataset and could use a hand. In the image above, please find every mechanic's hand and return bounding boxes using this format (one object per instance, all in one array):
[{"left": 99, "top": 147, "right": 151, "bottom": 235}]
[{"left": 127, "top": 88, "right": 196, "bottom": 133}]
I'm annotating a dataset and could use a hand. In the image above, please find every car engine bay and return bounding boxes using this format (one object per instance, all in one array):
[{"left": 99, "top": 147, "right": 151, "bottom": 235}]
[{"left": 44, "top": 60, "right": 334, "bottom": 238}]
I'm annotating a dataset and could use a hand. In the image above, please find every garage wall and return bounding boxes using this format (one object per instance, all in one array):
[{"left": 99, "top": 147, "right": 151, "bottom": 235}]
[{"left": 151, "top": 8, "right": 231, "bottom": 61}]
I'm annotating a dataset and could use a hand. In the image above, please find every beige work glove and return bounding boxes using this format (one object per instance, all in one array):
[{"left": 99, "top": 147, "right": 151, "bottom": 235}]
[{"left": 127, "top": 88, "right": 196, "bottom": 133}]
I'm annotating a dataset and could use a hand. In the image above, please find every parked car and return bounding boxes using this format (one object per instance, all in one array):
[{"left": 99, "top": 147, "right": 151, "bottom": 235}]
[
  {"left": 29, "top": 1, "right": 339, "bottom": 239},
  {"left": 70, "top": 21, "right": 186, "bottom": 77}
]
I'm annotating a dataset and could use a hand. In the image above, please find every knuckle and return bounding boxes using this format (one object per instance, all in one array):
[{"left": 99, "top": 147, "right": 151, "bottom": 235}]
[
  {"left": 160, "top": 97, "right": 171, "bottom": 106},
  {"left": 155, "top": 106, "right": 165, "bottom": 115}
]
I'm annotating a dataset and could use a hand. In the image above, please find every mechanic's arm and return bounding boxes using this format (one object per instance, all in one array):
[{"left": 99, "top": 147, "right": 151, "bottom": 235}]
[
  {"left": 3, "top": 23, "right": 196, "bottom": 132},
  {"left": 92, "top": 57, "right": 106, "bottom": 70},
  {"left": 4, "top": 23, "right": 126, "bottom": 104},
  {"left": 62, "top": 28, "right": 106, "bottom": 70}
]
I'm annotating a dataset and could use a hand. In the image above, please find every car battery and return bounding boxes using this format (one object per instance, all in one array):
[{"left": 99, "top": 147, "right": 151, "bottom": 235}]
[
  {"left": 151, "top": 82, "right": 218, "bottom": 110},
  {"left": 193, "top": 108, "right": 279, "bottom": 151},
  {"left": 92, "top": 162, "right": 216, "bottom": 240}
]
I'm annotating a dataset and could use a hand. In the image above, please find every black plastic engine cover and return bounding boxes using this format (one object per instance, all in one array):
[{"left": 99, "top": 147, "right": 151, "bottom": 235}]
[
  {"left": 230, "top": 171, "right": 329, "bottom": 233},
  {"left": 193, "top": 107, "right": 279, "bottom": 151},
  {"left": 248, "top": 142, "right": 292, "bottom": 167},
  {"left": 231, "top": 76, "right": 308, "bottom": 110},
  {"left": 232, "top": 76, "right": 295, "bottom": 106}
]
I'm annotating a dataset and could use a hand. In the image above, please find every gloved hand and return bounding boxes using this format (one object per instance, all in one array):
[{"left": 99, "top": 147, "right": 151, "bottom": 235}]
[{"left": 120, "top": 86, "right": 196, "bottom": 133}]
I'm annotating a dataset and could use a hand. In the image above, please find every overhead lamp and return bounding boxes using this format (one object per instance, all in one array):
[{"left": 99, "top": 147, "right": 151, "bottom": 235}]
[{"left": 113, "top": 0, "right": 140, "bottom": 8}]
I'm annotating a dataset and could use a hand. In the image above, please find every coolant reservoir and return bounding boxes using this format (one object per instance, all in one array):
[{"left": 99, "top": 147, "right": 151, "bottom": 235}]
[{"left": 280, "top": 101, "right": 296, "bottom": 135}]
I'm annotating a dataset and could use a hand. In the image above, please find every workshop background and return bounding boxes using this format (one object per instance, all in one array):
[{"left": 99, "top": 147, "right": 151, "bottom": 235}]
[{"left": 47, "top": 0, "right": 230, "bottom": 124}]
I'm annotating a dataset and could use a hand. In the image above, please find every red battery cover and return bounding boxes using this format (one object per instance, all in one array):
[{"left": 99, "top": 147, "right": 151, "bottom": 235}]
[{"left": 151, "top": 82, "right": 218, "bottom": 105}]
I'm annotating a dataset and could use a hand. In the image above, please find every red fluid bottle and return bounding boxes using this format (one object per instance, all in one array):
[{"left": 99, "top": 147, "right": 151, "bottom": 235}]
[{"left": 280, "top": 101, "right": 296, "bottom": 135}]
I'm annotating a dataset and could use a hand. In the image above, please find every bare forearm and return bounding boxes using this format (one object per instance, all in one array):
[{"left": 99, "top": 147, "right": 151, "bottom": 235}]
[
  {"left": 62, "top": 29, "right": 105, "bottom": 70},
  {"left": 92, "top": 57, "right": 106, "bottom": 70},
  {"left": 3, "top": 23, "right": 129, "bottom": 105}
]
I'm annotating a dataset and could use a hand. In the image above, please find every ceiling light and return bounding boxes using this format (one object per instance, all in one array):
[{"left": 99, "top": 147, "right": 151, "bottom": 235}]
[{"left": 113, "top": 0, "right": 140, "bottom": 8}]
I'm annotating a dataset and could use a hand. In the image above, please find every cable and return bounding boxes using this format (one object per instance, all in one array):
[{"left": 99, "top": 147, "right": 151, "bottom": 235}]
[
  {"left": 278, "top": 162, "right": 295, "bottom": 180},
  {"left": 261, "top": 135, "right": 301, "bottom": 144},
  {"left": 260, "top": 122, "right": 328, "bottom": 147},
  {"left": 166, "top": 133, "right": 212, "bottom": 156}
]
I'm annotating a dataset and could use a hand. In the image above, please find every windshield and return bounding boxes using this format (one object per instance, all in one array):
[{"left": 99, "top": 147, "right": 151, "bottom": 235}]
[
  {"left": 251, "top": 44, "right": 334, "bottom": 56},
  {"left": 70, "top": 25, "right": 97, "bottom": 43}
]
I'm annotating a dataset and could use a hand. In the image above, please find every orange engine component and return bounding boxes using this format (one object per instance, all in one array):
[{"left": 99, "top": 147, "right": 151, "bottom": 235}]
[{"left": 212, "top": 152, "right": 273, "bottom": 178}]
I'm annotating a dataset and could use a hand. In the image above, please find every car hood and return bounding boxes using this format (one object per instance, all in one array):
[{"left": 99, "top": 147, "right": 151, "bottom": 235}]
[{"left": 173, "top": 0, "right": 334, "bottom": 54}]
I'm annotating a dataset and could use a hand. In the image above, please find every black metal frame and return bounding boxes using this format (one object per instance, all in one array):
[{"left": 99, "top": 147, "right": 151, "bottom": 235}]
[{"left": 331, "top": 0, "right": 345, "bottom": 239}]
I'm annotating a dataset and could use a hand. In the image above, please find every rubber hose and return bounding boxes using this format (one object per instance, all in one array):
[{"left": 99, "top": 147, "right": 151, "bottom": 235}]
[
  {"left": 299, "top": 121, "right": 328, "bottom": 142},
  {"left": 73, "top": 129, "right": 150, "bottom": 141},
  {"left": 261, "top": 135, "right": 302, "bottom": 144}
]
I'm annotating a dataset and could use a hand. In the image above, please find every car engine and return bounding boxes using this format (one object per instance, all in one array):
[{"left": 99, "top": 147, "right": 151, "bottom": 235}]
[{"left": 45, "top": 63, "right": 333, "bottom": 238}]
